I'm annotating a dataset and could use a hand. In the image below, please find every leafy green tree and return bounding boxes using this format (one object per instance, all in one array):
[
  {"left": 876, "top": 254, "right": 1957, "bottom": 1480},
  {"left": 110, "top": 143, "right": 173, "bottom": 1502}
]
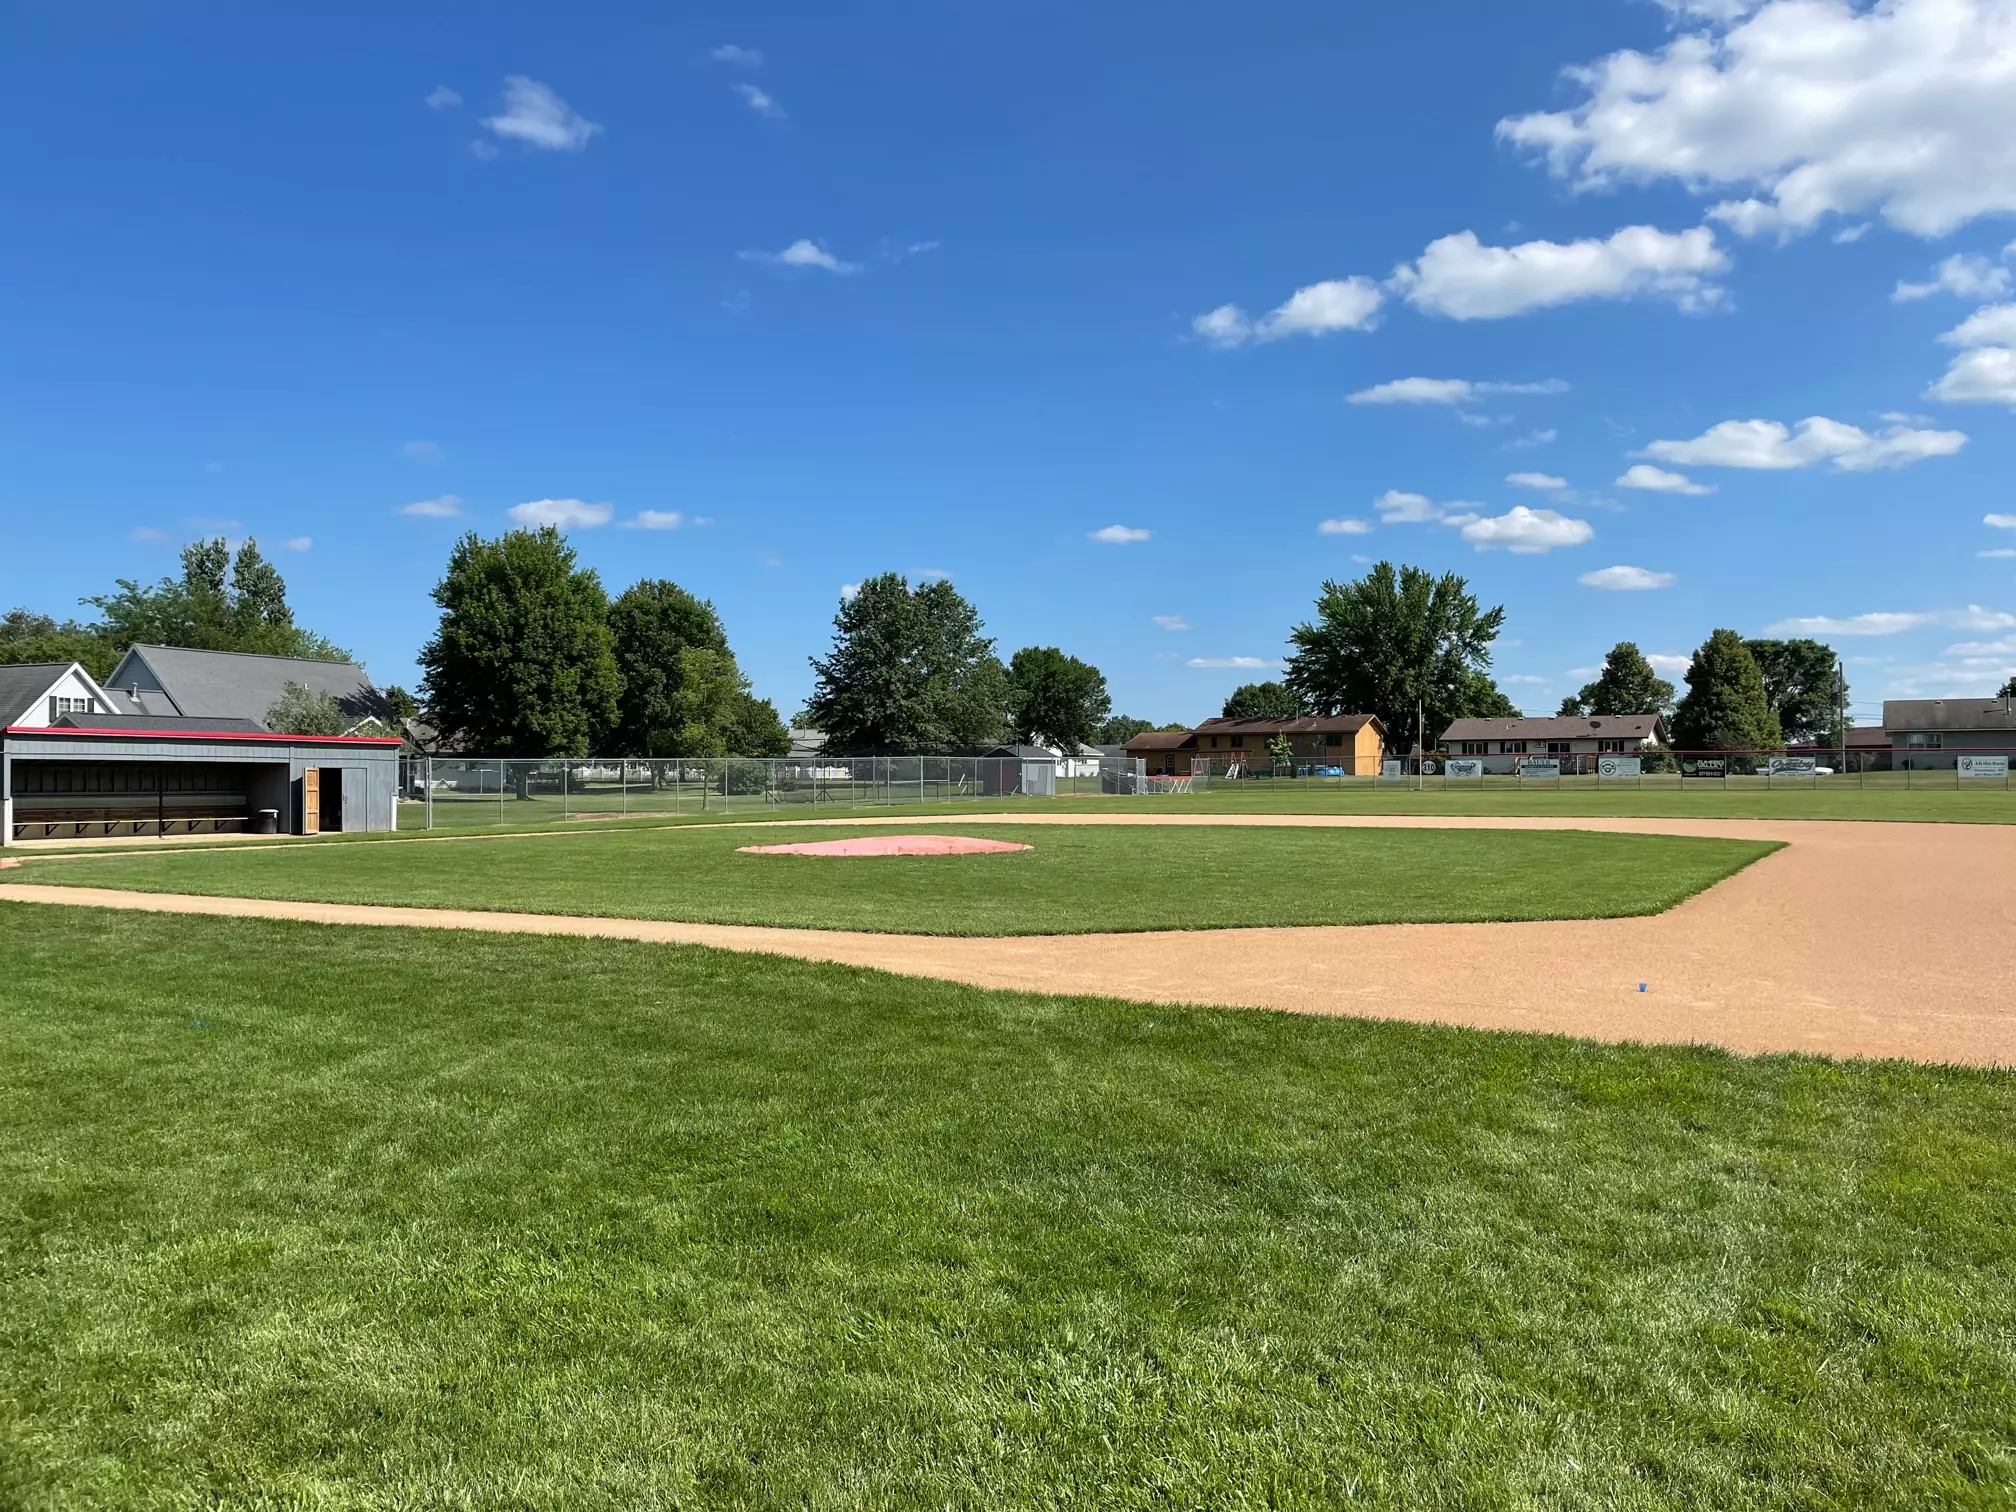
[
  {"left": 2000, "top": 676, "right": 2016, "bottom": 699},
  {"left": 1097, "top": 714, "right": 1159, "bottom": 745},
  {"left": 379, "top": 685, "right": 419, "bottom": 725},
  {"left": 605, "top": 580, "right": 781, "bottom": 756},
  {"left": 1559, "top": 642, "right": 1678, "bottom": 718},
  {"left": 1221, "top": 680, "right": 1302, "bottom": 720},
  {"left": 805, "top": 574, "right": 1008, "bottom": 754},
  {"left": 264, "top": 681, "right": 349, "bottom": 736},
  {"left": 1266, "top": 731, "right": 1295, "bottom": 770},
  {"left": 87, "top": 538, "right": 347, "bottom": 660},
  {"left": 1284, "top": 562, "right": 1508, "bottom": 752},
  {"left": 1745, "top": 638, "right": 1844, "bottom": 747},
  {"left": 1671, "top": 629, "right": 1782, "bottom": 756},
  {"left": 1006, "top": 646, "right": 1111, "bottom": 751},
  {"left": 0, "top": 609, "right": 115, "bottom": 679},
  {"left": 418, "top": 527, "right": 620, "bottom": 757}
]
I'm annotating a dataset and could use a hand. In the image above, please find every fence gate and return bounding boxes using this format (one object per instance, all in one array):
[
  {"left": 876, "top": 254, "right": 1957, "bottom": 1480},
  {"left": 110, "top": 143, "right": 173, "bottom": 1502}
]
[{"left": 302, "top": 767, "right": 320, "bottom": 836}]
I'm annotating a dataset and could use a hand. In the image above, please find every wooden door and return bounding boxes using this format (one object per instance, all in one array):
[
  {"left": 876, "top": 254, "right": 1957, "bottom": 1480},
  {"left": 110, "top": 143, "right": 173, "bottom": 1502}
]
[{"left": 302, "top": 767, "right": 320, "bottom": 835}]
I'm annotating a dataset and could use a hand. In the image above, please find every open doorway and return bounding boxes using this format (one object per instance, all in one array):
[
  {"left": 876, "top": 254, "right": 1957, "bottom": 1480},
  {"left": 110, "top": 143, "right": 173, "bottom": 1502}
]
[{"left": 318, "top": 766, "right": 344, "bottom": 832}]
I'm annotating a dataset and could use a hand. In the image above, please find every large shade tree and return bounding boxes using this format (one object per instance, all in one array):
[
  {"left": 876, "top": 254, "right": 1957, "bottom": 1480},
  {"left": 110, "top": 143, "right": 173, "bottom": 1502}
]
[
  {"left": 1558, "top": 642, "right": 1678, "bottom": 718},
  {"left": 804, "top": 574, "right": 1008, "bottom": 754},
  {"left": 1006, "top": 646, "right": 1110, "bottom": 751},
  {"left": 87, "top": 538, "right": 348, "bottom": 661},
  {"left": 1745, "top": 637, "right": 1844, "bottom": 747},
  {"left": 1221, "top": 680, "right": 1302, "bottom": 720},
  {"left": 605, "top": 580, "right": 787, "bottom": 757},
  {"left": 1284, "top": 562, "right": 1510, "bottom": 752},
  {"left": 1671, "top": 630, "right": 1782, "bottom": 755},
  {"left": 418, "top": 527, "right": 620, "bottom": 757},
  {"left": 0, "top": 609, "right": 113, "bottom": 679}
]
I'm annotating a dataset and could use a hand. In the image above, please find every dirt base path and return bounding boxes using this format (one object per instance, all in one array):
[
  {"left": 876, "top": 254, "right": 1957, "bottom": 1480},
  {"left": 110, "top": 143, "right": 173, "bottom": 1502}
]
[{"left": 7, "top": 816, "right": 2014, "bottom": 1066}]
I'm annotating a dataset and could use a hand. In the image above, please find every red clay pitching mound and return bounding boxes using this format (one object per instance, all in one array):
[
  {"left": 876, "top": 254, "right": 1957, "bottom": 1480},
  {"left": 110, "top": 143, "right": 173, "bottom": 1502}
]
[{"left": 737, "top": 834, "right": 1032, "bottom": 858}]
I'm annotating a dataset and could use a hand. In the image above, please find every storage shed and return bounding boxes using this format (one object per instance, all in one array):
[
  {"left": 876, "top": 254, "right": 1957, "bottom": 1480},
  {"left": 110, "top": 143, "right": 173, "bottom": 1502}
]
[{"left": 2, "top": 721, "right": 402, "bottom": 844}]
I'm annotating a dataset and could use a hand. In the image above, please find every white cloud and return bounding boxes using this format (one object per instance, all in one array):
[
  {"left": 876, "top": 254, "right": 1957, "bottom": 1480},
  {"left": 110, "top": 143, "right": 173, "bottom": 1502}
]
[
  {"left": 1894, "top": 254, "right": 2012, "bottom": 302},
  {"left": 624, "top": 511, "right": 684, "bottom": 530},
  {"left": 1187, "top": 656, "right": 1283, "bottom": 669},
  {"left": 1930, "top": 345, "right": 2016, "bottom": 406},
  {"left": 1348, "top": 377, "right": 1568, "bottom": 405},
  {"left": 1374, "top": 489, "right": 1446, "bottom": 523},
  {"left": 1390, "top": 226, "right": 1728, "bottom": 319},
  {"left": 402, "top": 440, "right": 443, "bottom": 463},
  {"left": 1192, "top": 277, "right": 1383, "bottom": 346},
  {"left": 1457, "top": 506, "right": 1594, "bottom": 553},
  {"left": 482, "top": 77, "right": 602, "bottom": 152},
  {"left": 1152, "top": 615, "right": 1189, "bottom": 631},
  {"left": 399, "top": 494, "right": 464, "bottom": 518},
  {"left": 1503, "top": 674, "right": 1552, "bottom": 685},
  {"left": 1579, "top": 565, "right": 1676, "bottom": 590},
  {"left": 1317, "top": 517, "right": 1374, "bottom": 534},
  {"left": 711, "top": 44, "right": 764, "bottom": 66},
  {"left": 1089, "top": 524, "right": 1151, "bottom": 544},
  {"left": 1641, "top": 416, "right": 1967, "bottom": 471},
  {"left": 734, "top": 82, "right": 785, "bottom": 119},
  {"left": 1617, "top": 462, "right": 1714, "bottom": 495},
  {"left": 279, "top": 536, "right": 312, "bottom": 552},
  {"left": 1946, "top": 638, "right": 2016, "bottom": 655},
  {"left": 840, "top": 581, "right": 862, "bottom": 601},
  {"left": 426, "top": 86, "right": 462, "bottom": 111},
  {"left": 1941, "top": 303, "right": 2016, "bottom": 348},
  {"left": 1647, "top": 653, "right": 1693, "bottom": 674},
  {"left": 507, "top": 498, "right": 612, "bottom": 529},
  {"left": 1507, "top": 471, "right": 1569, "bottom": 490},
  {"left": 1768, "top": 612, "right": 1935, "bottom": 637},
  {"left": 1981, "top": 548, "right": 2016, "bottom": 558},
  {"left": 469, "top": 140, "right": 499, "bottom": 162},
  {"left": 1987, "top": 513, "right": 2016, "bottom": 528},
  {"left": 1950, "top": 604, "right": 2016, "bottom": 630},
  {"left": 739, "top": 239, "right": 860, "bottom": 274},
  {"left": 1508, "top": 427, "right": 1558, "bottom": 449},
  {"left": 1501, "top": 0, "right": 2016, "bottom": 240}
]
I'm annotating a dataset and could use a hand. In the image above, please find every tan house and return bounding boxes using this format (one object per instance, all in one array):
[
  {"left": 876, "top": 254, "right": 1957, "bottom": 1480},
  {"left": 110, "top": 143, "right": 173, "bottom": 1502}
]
[
  {"left": 1127, "top": 715, "right": 1386, "bottom": 776},
  {"left": 1439, "top": 714, "right": 1668, "bottom": 774}
]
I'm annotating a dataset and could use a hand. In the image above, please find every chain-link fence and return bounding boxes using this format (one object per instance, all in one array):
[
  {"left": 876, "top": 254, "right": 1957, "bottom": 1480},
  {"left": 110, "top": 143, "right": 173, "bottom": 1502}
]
[
  {"left": 399, "top": 755, "right": 1149, "bottom": 829},
  {"left": 1184, "top": 747, "right": 2016, "bottom": 791}
]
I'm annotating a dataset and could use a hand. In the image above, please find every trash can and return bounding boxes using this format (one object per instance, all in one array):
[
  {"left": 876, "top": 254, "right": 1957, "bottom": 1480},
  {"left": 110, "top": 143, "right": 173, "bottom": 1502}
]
[{"left": 253, "top": 809, "right": 280, "bottom": 835}]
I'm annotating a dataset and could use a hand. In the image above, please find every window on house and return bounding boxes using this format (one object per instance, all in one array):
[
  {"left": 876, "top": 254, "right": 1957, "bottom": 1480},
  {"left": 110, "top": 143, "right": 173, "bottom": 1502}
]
[
  {"left": 1905, "top": 732, "right": 1943, "bottom": 749},
  {"left": 1230, "top": 735, "right": 1245, "bottom": 748},
  {"left": 1597, "top": 738, "right": 1629, "bottom": 753},
  {"left": 1325, "top": 734, "right": 1343, "bottom": 747},
  {"left": 1459, "top": 741, "right": 1489, "bottom": 755},
  {"left": 1548, "top": 741, "right": 1574, "bottom": 755},
  {"left": 1500, "top": 740, "right": 1526, "bottom": 754},
  {"left": 48, "top": 696, "right": 94, "bottom": 723}
]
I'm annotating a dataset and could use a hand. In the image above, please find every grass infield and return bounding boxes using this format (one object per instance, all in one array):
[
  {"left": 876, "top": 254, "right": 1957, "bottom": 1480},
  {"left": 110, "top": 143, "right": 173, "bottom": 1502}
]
[
  {"left": 3, "top": 823, "right": 1779, "bottom": 935},
  {"left": 1, "top": 903, "right": 2012, "bottom": 1507}
]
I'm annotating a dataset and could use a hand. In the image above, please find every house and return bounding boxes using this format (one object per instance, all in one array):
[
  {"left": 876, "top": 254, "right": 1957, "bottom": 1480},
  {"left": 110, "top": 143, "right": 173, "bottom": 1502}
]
[
  {"left": 1439, "top": 714, "right": 1669, "bottom": 775},
  {"left": 1880, "top": 698, "right": 2016, "bottom": 770},
  {"left": 0, "top": 661, "right": 116, "bottom": 728},
  {"left": 1125, "top": 716, "right": 1386, "bottom": 776},
  {"left": 104, "top": 644, "right": 389, "bottom": 731}
]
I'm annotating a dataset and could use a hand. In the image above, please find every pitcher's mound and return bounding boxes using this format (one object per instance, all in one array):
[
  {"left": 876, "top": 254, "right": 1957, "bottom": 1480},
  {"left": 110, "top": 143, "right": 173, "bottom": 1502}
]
[{"left": 737, "top": 834, "right": 1032, "bottom": 858}]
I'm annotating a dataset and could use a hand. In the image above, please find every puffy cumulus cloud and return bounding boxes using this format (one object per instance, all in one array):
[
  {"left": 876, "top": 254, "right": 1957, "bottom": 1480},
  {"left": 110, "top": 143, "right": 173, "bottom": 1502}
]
[
  {"left": 739, "top": 239, "right": 859, "bottom": 274},
  {"left": 1456, "top": 506, "right": 1595, "bottom": 553},
  {"left": 1930, "top": 301, "right": 2016, "bottom": 406},
  {"left": 1988, "top": 513, "right": 2016, "bottom": 528},
  {"left": 1317, "top": 517, "right": 1374, "bottom": 534},
  {"left": 482, "top": 76, "right": 602, "bottom": 152},
  {"left": 1152, "top": 615, "right": 1189, "bottom": 631},
  {"left": 1617, "top": 462, "right": 1715, "bottom": 494},
  {"left": 1895, "top": 253, "right": 2013, "bottom": 302},
  {"left": 1766, "top": 605, "right": 2015, "bottom": 637},
  {"left": 1499, "top": 0, "right": 2016, "bottom": 240},
  {"left": 1089, "top": 524, "right": 1150, "bottom": 543},
  {"left": 1647, "top": 653, "right": 1693, "bottom": 674},
  {"left": 1187, "top": 656, "right": 1282, "bottom": 670},
  {"left": 507, "top": 498, "right": 613, "bottom": 529},
  {"left": 1348, "top": 376, "right": 1569, "bottom": 404},
  {"left": 733, "top": 82, "right": 785, "bottom": 119},
  {"left": 1507, "top": 471, "right": 1568, "bottom": 490},
  {"left": 426, "top": 86, "right": 462, "bottom": 110},
  {"left": 1389, "top": 226, "right": 1728, "bottom": 319},
  {"left": 710, "top": 44, "right": 764, "bottom": 65},
  {"left": 1641, "top": 416, "right": 1967, "bottom": 471},
  {"left": 1191, "top": 277, "right": 1383, "bottom": 347},
  {"left": 399, "top": 494, "right": 464, "bottom": 517},
  {"left": 1579, "top": 565, "right": 1676, "bottom": 590},
  {"left": 1373, "top": 489, "right": 1453, "bottom": 523}
]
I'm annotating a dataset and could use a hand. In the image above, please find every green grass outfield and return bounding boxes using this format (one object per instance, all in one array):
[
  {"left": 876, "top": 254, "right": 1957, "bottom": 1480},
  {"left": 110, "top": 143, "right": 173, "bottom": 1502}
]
[
  {"left": 4, "top": 824, "right": 1777, "bottom": 935},
  {"left": 2, "top": 903, "right": 2011, "bottom": 1508}
]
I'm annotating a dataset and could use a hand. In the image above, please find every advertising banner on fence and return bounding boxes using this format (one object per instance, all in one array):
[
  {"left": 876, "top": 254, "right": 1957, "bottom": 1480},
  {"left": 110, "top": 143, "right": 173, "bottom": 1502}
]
[
  {"left": 1686, "top": 759, "right": 1726, "bottom": 777},
  {"left": 1958, "top": 754, "right": 2010, "bottom": 779},
  {"left": 1382, "top": 759, "right": 1403, "bottom": 779},
  {"left": 1768, "top": 757, "right": 1818, "bottom": 777},
  {"left": 1519, "top": 758, "right": 1562, "bottom": 780},
  {"left": 1596, "top": 755, "right": 1641, "bottom": 779},
  {"left": 1443, "top": 758, "right": 1484, "bottom": 779}
]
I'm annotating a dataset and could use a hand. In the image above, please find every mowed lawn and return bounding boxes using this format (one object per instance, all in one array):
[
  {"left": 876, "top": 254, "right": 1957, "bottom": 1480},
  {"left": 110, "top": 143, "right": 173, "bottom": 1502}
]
[
  {"left": 5, "top": 824, "right": 1779, "bottom": 935},
  {"left": 1, "top": 903, "right": 2012, "bottom": 1508}
]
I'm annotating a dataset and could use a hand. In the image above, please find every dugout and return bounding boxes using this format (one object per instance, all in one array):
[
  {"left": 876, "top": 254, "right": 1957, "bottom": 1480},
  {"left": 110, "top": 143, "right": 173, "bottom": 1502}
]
[{"left": 1, "top": 720, "right": 402, "bottom": 844}]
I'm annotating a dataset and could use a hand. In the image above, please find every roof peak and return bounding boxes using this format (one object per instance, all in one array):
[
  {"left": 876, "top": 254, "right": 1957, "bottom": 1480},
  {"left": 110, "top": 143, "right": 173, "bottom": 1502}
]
[{"left": 125, "top": 643, "right": 364, "bottom": 669}]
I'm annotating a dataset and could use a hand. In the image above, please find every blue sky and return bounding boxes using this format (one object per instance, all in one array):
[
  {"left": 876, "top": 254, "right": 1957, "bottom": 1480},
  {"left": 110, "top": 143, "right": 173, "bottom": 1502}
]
[{"left": 4, "top": 0, "right": 2016, "bottom": 726}]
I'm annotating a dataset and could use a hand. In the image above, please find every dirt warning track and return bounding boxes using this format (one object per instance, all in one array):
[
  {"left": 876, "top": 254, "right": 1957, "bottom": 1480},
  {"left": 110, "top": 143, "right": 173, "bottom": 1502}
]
[{"left": 5, "top": 815, "right": 2014, "bottom": 1066}]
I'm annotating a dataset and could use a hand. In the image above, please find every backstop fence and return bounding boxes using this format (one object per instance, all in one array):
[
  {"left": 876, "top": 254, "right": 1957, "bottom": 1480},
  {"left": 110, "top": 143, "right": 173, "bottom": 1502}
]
[{"left": 398, "top": 754, "right": 1151, "bottom": 829}]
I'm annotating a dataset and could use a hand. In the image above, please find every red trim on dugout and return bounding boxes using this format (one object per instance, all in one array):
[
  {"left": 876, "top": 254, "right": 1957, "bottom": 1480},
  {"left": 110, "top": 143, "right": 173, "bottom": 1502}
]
[{"left": 4, "top": 725, "right": 403, "bottom": 746}]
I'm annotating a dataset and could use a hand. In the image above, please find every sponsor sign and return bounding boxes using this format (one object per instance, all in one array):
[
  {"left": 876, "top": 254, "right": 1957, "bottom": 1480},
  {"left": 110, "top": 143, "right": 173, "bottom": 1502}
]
[
  {"left": 1519, "top": 758, "right": 1562, "bottom": 780},
  {"left": 1687, "top": 759, "right": 1726, "bottom": 777},
  {"left": 1958, "top": 754, "right": 2011, "bottom": 779},
  {"left": 1382, "top": 759, "right": 1404, "bottom": 779},
  {"left": 1596, "top": 755, "right": 1642, "bottom": 779},
  {"left": 1444, "top": 758, "right": 1483, "bottom": 779},
  {"left": 1768, "top": 757, "right": 1818, "bottom": 777},
  {"left": 1420, "top": 759, "right": 1436, "bottom": 776}
]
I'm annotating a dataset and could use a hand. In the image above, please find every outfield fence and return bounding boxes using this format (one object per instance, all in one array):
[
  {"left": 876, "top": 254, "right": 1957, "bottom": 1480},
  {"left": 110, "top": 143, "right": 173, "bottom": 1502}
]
[
  {"left": 398, "top": 755, "right": 1151, "bottom": 829},
  {"left": 1186, "top": 746, "right": 2016, "bottom": 791}
]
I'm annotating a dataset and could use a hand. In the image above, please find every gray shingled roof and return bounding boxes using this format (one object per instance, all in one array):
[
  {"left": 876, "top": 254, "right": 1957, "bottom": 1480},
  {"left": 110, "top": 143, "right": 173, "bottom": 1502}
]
[
  {"left": 1439, "top": 714, "right": 1667, "bottom": 742},
  {"left": 110, "top": 645, "right": 382, "bottom": 727},
  {"left": 1883, "top": 698, "right": 2016, "bottom": 733},
  {"left": 0, "top": 663, "right": 77, "bottom": 725},
  {"left": 51, "top": 713, "right": 271, "bottom": 735}
]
